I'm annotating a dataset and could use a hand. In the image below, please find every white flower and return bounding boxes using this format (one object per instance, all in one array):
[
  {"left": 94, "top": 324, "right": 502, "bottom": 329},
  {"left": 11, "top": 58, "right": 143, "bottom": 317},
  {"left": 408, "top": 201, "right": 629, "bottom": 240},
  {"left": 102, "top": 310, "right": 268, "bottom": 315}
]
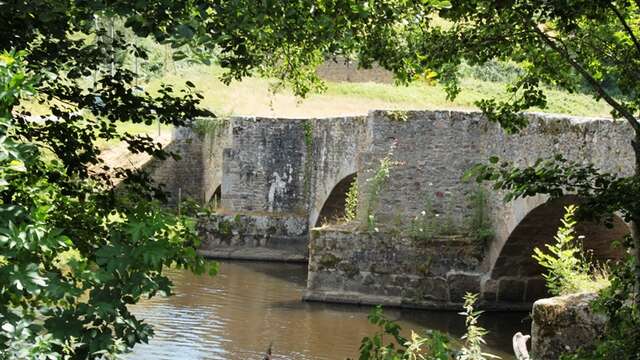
[{"left": 421, "top": 210, "right": 426, "bottom": 216}]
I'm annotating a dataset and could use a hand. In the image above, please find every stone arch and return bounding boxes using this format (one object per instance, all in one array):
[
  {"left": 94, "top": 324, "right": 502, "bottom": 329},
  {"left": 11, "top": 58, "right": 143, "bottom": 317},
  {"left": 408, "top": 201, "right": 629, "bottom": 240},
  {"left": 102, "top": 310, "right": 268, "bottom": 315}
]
[
  {"left": 314, "top": 173, "right": 357, "bottom": 227},
  {"left": 487, "top": 196, "right": 628, "bottom": 302},
  {"left": 208, "top": 185, "right": 222, "bottom": 209}
]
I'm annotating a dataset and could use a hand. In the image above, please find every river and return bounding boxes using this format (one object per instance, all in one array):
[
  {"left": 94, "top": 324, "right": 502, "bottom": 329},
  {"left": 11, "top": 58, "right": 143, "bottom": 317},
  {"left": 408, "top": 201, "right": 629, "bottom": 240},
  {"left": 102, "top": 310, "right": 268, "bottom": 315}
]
[{"left": 126, "top": 261, "right": 529, "bottom": 359}]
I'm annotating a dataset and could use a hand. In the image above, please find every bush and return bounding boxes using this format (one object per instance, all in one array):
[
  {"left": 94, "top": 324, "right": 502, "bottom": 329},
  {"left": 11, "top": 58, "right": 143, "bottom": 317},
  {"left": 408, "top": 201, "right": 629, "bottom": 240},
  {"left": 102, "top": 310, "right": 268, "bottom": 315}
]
[{"left": 533, "top": 205, "right": 609, "bottom": 296}]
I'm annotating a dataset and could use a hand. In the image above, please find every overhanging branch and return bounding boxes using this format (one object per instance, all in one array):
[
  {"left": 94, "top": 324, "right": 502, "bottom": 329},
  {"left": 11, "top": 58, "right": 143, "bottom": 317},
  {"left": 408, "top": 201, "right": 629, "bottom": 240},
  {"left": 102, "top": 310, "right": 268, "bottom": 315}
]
[
  {"left": 608, "top": 2, "right": 640, "bottom": 58},
  {"left": 531, "top": 23, "right": 640, "bottom": 132}
]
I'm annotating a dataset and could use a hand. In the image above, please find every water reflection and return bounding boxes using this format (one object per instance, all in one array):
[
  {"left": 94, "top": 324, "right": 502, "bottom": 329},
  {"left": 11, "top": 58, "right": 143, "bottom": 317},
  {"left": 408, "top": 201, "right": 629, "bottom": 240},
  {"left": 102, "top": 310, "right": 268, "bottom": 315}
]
[{"left": 127, "top": 261, "right": 529, "bottom": 360}]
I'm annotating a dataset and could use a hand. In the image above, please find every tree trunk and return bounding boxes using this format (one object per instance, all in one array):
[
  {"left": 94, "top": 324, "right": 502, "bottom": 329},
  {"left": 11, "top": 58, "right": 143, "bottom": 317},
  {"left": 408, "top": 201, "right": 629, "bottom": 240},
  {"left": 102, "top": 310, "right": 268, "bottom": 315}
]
[
  {"left": 632, "top": 135, "right": 640, "bottom": 309},
  {"left": 631, "top": 219, "right": 640, "bottom": 309}
]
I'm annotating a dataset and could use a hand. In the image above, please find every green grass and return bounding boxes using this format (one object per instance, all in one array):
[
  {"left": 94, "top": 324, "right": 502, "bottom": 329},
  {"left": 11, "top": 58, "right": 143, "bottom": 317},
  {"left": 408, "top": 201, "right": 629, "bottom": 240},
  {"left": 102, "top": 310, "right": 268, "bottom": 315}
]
[{"left": 145, "top": 64, "right": 613, "bottom": 119}]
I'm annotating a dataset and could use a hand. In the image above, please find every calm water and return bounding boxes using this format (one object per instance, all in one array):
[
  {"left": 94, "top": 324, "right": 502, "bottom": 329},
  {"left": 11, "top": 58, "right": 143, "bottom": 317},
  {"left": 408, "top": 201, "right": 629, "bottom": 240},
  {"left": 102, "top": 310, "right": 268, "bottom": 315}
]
[{"left": 126, "top": 261, "right": 529, "bottom": 360}]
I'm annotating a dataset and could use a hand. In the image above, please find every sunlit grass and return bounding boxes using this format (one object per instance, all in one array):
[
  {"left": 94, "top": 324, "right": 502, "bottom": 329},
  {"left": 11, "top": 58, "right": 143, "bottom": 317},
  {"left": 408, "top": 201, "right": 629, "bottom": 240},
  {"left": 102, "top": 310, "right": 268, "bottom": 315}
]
[{"left": 146, "top": 64, "right": 613, "bottom": 118}]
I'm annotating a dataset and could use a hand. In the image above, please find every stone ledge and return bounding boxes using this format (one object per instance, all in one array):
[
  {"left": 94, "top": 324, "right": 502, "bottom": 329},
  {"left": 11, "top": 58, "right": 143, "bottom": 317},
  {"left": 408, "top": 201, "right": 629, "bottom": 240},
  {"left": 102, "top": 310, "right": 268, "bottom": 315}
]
[
  {"left": 302, "top": 290, "right": 533, "bottom": 311},
  {"left": 199, "top": 248, "right": 307, "bottom": 263}
]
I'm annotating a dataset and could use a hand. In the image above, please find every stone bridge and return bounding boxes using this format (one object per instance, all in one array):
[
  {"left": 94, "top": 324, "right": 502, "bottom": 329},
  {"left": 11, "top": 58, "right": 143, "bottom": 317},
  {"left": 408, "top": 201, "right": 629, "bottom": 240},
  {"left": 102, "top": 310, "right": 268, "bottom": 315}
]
[{"left": 149, "top": 110, "right": 633, "bottom": 310}]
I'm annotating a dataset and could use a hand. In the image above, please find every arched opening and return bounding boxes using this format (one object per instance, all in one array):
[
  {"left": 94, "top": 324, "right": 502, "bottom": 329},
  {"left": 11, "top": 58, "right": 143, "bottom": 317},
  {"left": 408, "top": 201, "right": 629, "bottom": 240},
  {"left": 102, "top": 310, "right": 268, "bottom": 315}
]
[
  {"left": 490, "top": 196, "right": 628, "bottom": 302},
  {"left": 208, "top": 185, "right": 222, "bottom": 209},
  {"left": 315, "top": 173, "right": 357, "bottom": 227}
]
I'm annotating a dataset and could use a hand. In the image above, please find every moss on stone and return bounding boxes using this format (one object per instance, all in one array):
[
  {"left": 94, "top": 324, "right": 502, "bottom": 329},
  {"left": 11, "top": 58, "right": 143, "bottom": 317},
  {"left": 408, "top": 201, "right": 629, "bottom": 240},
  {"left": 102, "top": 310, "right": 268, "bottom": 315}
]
[
  {"left": 319, "top": 253, "right": 341, "bottom": 269},
  {"left": 338, "top": 262, "right": 360, "bottom": 278},
  {"left": 217, "top": 219, "right": 234, "bottom": 238}
]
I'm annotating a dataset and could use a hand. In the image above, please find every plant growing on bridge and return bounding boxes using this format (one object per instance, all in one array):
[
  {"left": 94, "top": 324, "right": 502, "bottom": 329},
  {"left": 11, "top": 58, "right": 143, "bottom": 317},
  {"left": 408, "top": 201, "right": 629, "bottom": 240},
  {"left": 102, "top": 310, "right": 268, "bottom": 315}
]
[
  {"left": 344, "top": 176, "right": 359, "bottom": 222},
  {"left": 192, "top": 117, "right": 228, "bottom": 139},
  {"left": 533, "top": 205, "right": 610, "bottom": 296},
  {"left": 364, "top": 145, "right": 396, "bottom": 233},
  {"left": 467, "top": 188, "right": 494, "bottom": 247}
]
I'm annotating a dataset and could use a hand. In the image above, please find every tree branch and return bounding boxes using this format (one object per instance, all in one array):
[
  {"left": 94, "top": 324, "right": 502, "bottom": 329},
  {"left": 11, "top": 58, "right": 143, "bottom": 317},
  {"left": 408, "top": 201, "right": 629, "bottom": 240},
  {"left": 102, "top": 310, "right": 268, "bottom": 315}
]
[
  {"left": 608, "top": 2, "right": 640, "bottom": 57},
  {"left": 531, "top": 24, "right": 640, "bottom": 132}
]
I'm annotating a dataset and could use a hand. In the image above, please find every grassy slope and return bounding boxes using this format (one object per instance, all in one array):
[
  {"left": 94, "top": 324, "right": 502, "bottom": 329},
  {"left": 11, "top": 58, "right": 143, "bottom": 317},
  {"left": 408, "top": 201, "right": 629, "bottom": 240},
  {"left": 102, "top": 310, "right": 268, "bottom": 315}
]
[{"left": 148, "top": 64, "right": 612, "bottom": 119}]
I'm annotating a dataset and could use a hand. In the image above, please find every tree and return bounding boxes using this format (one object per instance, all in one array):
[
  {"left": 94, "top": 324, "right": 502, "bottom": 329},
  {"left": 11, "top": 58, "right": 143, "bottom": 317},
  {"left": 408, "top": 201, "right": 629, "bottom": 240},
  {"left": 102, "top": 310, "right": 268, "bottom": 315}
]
[{"left": 0, "top": 1, "right": 220, "bottom": 358}]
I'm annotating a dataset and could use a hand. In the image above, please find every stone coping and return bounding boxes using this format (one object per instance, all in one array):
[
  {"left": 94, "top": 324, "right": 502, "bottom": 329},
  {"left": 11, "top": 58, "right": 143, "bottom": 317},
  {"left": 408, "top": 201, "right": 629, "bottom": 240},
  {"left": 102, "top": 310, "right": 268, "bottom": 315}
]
[
  {"left": 303, "top": 290, "right": 533, "bottom": 312},
  {"left": 199, "top": 248, "right": 307, "bottom": 263}
]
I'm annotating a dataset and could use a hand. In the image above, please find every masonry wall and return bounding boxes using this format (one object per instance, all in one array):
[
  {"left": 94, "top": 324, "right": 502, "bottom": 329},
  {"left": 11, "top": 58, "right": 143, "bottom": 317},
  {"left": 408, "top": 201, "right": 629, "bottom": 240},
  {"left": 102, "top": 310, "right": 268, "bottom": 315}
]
[
  {"left": 480, "top": 114, "right": 635, "bottom": 276},
  {"left": 358, "top": 110, "right": 487, "bottom": 228},
  {"left": 316, "top": 58, "right": 393, "bottom": 83},
  {"left": 221, "top": 117, "right": 309, "bottom": 214},
  {"left": 306, "top": 110, "right": 634, "bottom": 310},
  {"left": 305, "top": 225, "right": 485, "bottom": 308},
  {"left": 200, "top": 116, "right": 366, "bottom": 260},
  {"left": 308, "top": 116, "right": 367, "bottom": 227},
  {"left": 146, "top": 119, "right": 230, "bottom": 205}
]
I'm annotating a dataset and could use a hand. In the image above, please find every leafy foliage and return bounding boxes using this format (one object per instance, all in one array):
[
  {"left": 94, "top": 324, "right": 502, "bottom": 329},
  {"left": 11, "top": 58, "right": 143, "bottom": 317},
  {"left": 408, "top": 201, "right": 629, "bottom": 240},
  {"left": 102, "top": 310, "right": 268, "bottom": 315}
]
[
  {"left": 353, "top": 294, "right": 497, "bottom": 360},
  {"left": 467, "top": 188, "right": 494, "bottom": 246},
  {"left": 533, "top": 205, "right": 609, "bottom": 296},
  {"left": 0, "top": 43, "right": 215, "bottom": 360},
  {"left": 345, "top": 176, "right": 359, "bottom": 222},
  {"left": 560, "top": 253, "right": 640, "bottom": 360},
  {"left": 457, "top": 293, "right": 499, "bottom": 360}
]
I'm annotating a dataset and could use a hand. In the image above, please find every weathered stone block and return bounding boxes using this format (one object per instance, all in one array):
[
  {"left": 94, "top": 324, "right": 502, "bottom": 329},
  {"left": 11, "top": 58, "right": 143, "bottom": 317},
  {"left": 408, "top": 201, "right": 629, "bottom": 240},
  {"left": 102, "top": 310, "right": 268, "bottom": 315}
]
[
  {"left": 525, "top": 278, "right": 549, "bottom": 302},
  {"left": 481, "top": 278, "right": 498, "bottom": 302},
  {"left": 531, "top": 293, "right": 606, "bottom": 360},
  {"left": 422, "top": 277, "right": 449, "bottom": 302},
  {"left": 498, "top": 278, "right": 526, "bottom": 302},
  {"left": 447, "top": 272, "right": 481, "bottom": 303}
]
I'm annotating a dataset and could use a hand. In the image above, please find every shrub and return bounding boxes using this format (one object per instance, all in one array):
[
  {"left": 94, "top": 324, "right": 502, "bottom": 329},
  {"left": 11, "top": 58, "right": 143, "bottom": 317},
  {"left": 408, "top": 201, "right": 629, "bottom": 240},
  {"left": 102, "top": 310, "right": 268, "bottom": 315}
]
[
  {"left": 532, "top": 205, "right": 609, "bottom": 296},
  {"left": 344, "top": 176, "right": 358, "bottom": 222}
]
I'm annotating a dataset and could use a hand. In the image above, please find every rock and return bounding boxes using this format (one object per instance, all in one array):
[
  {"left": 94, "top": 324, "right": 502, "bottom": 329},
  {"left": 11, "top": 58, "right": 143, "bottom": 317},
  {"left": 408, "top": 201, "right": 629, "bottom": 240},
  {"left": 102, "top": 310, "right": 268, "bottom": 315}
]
[{"left": 531, "top": 292, "right": 606, "bottom": 360}]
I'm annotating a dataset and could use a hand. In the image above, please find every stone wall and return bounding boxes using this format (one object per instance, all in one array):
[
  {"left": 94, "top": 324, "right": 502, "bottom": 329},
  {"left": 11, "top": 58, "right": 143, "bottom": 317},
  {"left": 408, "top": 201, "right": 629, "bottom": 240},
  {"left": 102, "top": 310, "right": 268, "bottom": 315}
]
[
  {"left": 531, "top": 293, "right": 606, "bottom": 360},
  {"left": 198, "top": 213, "right": 308, "bottom": 261},
  {"left": 200, "top": 116, "right": 365, "bottom": 260},
  {"left": 481, "top": 113, "right": 635, "bottom": 276},
  {"left": 146, "top": 118, "right": 230, "bottom": 205},
  {"left": 305, "top": 110, "right": 634, "bottom": 310},
  {"left": 308, "top": 116, "right": 366, "bottom": 227},
  {"left": 357, "top": 110, "right": 486, "bottom": 228},
  {"left": 305, "top": 225, "right": 485, "bottom": 309},
  {"left": 316, "top": 58, "right": 393, "bottom": 83},
  {"left": 222, "top": 117, "right": 310, "bottom": 214}
]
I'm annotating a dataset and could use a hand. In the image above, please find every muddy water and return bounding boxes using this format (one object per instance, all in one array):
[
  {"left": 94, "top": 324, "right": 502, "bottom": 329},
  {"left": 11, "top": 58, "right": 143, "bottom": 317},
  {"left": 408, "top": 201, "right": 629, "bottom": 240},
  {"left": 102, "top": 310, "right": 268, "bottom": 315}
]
[{"left": 127, "top": 261, "right": 529, "bottom": 360}]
